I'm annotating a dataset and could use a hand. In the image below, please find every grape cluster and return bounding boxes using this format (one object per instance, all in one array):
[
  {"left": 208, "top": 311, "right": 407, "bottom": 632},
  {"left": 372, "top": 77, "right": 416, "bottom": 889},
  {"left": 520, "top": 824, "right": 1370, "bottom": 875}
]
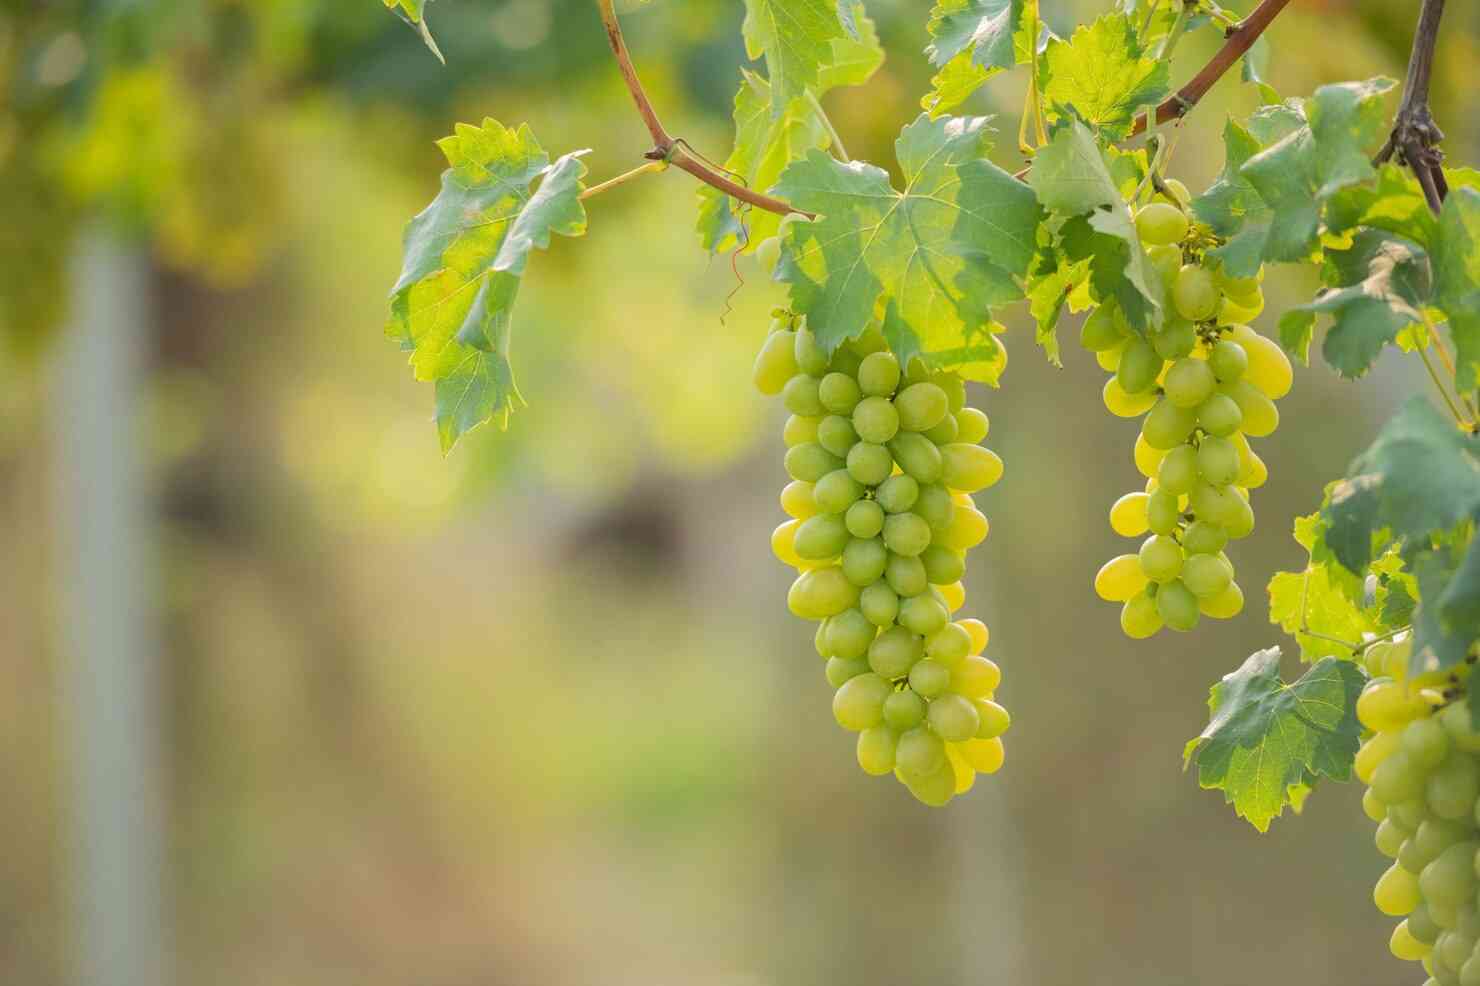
[
  {"left": 1355, "top": 634, "right": 1480, "bottom": 985},
  {"left": 754, "top": 317, "right": 1010, "bottom": 806},
  {"left": 1087, "top": 181, "right": 1293, "bottom": 637}
]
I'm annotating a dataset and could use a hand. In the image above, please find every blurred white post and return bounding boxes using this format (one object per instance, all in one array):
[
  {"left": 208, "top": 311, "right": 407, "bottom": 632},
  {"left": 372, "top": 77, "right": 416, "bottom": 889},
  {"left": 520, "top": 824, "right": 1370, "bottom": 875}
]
[{"left": 52, "top": 226, "right": 170, "bottom": 986}]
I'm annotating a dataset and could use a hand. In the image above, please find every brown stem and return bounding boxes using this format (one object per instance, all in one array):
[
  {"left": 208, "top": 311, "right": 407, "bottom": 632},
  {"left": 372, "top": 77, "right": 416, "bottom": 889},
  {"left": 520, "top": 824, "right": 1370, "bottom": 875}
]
[
  {"left": 1375, "top": 0, "right": 1447, "bottom": 214},
  {"left": 596, "top": 0, "right": 811, "bottom": 220},
  {"left": 1128, "top": 0, "right": 1295, "bottom": 138}
]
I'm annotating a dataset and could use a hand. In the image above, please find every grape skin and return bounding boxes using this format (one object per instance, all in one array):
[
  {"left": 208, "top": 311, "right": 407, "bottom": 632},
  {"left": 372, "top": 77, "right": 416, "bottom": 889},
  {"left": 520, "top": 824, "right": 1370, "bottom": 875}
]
[{"left": 758, "top": 321, "right": 1010, "bottom": 805}]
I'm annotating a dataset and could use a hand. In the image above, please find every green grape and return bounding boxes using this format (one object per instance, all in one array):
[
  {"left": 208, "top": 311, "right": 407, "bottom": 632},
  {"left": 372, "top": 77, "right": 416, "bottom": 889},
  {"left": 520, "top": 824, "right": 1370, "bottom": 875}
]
[
  {"left": 1364, "top": 788, "right": 1389, "bottom": 823},
  {"left": 1181, "top": 553, "right": 1233, "bottom": 598},
  {"left": 1117, "top": 338, "right": 1164, "bottom": 395},
  {"left": 1209, "top": 339, "right": 1249, "bottom": 382},
  {"left": 833, "top": 672, "right": 892, "bottom": 731},
  {"left": 1410, "top": 903, "right": 1443, "bottom": 945},
  {"left": 1081, "top": 304, "right": 1128, "bottom": 351},
  {"left": 784, "top": 374, "right": 826, "bottom": 416},
  {"left": 1391, "top": 799, "right": 1430, "bottom": 832},
  {"left": 1135, "top": 201, "right": 1190, "bottom": 245},
  {"left": 858, "top": 351, "right": 901, "bottom": 397},
  {"left": 1196, "top": 393, "right": 1243, "bottom": 437},
  {"left": 922, "top": 414, "right": 958, "bottom": 445},
  {"left": 908, "top": 659, "right": 951, "bottom": 698},
  {"left": 1427, "top": 757, "right": 1480, "bottom": 820},
  {"left": 814, "top": 469, "right": 864, "bottom": 514},
  {"left": 783, "top": 414, "right": 820, "bottom": 447},
  {"left": 885, "top": 553, "right": 929, "bottom": 597},
  {"left": 1197, "top": 436, "right": 1240, "bottom": 486},
  {"left": 883, "top": 512, "right": 932, "bottom": 557},
  {"left": 1152, "top": 318, "right": 1197, "bottom": 360},
  {"left": 1157, "top": 444, "right": 1200, "bottom": 495},
  {"left": 920, "top": 545, "right": 966, "bottom": 585},
  {"left": 856, "top": 726, "right": 898, "bottom": 775},
  {"left": 1155, "top": 579, "right": 1200, "bottom": 631},
  {"left": 860, "top": 581, "right": 899, "bottom": 626},
  {"left": 1391, "top": 921, "right": 1431, "bottom": 962},
  {"left": 819, "top": 372, "right": 862, "bottom": 414},
  {"left": 1413, "top": 819, "right": 1471, "bottom": 868},
  {"left": 1224, "top": 493, "right": 1255, "bottom": 539},
  {"left": 794, "top": 514, "right": 850, "bottom": 560},
  {"left": 927, "top": 693, "right": 980, "bottom": 742},
  {"left": 1421, "top": 843, "right": 1480, "bottom": 909},
  {"left": 896, "top": 727, "right": 948, "bottom": 780},
  {"left": 1143, "top": 398, "right": 1198, "bottom": 449},
  {"left": 841, "top": 536, "right": 888, "bottom": 586},
  {"left": 853, "top": 395, "right": 900, "bottom": 444},
  {"left": 925, "top": 623, "right": 972, "bottom": 665},
  {"left": 1182, "top": 519, "right": 1228, "bottom": 555},
  {"left": 831, "top": 347, "right": 863, "bottom": 377},
  {"left": 1161, "top": 178, "right": 1192, "bottom": 207},
  {"left": 884, "top": 689, "right": 927, "bottom": 730},
  {"left": 1172, "top": 264, "right": 1219, "bottom": 321},
  {"left": 899, "top": 593, "right": 949, "bottom": 636},
  {"left": 1110, "top": 492, "right": 1151, "bottom": 537},
  {"left": 940, "top": 506, "right": 988, "bottom": 551},
  {"left": 825, "top": 656, "right": 870, "bottom": 688},
  {"left": 1121, "top": 588, "right": 1163, "bottom": 638},
  {"left": 904, "top": 763, "right": 956, "bottom": 806},
  {"left": 827, "top": 609, "right": 877, "bottom": 660},
  {"left": 895, "top": 382, "right": 950, "bottom": 432},
  {"left": 1104, "top": 377, "right": 1159, "bottom": 417},
  {"left": 817, "top": 415, "right": 858, "bottom": 457},
  {"left": 1147, "top": 244, "right": 1184, "bottom": 286},
  {"left": 955, "top": 407, "right": 989, "bottom": 444},
  {"left": 788, "top": 567, "right": 859, "bottom": 620},
  {"left": 845, "top": 499, "right": 885, "bottom": 539},
  {"left": 1146, "top": 489, "right": 1180, "bottom": 535},
  {"left": 889, "top": 432, "right": 944, "bottom": 484},
  {"left": 1095, "top": 554, "right": 1149, "bottom": 602},
  {"left": 913, "top": 484, "right": 956, "bottom": 535},
  {"left": 1199, "top": 581, "right": 1244, "bottom": 618},
  {"left": 1189, "top": 482, "right": 1237, "bottom": 528},
  {"left": 949, "top": 655, "right": 1000, "bottom": 698},
  {"left": 785, "top": 442, "right": 844, "bottom": 482},
  {"left": 1377, "top": 818, "right": 1409, "bottom": 858},
  {"left": 794, "top": 326, "right": 828, "bottom": 376},
  {"left": 1374, "top": 753, "right": 1426, "bottom": 805},
  {"left": 1405, "top": 719, "right": 1453, "bottom": 771},
  {"left": 781, "top": 480, "right": 819, "bottom": 520},
  {"left": 869, "top": 625, "right": 924, "bottom": 678},
  {"left": 1221, "top": 379, "right": 1280, "bottom": 437},
  {"left": 973, "top": 699, "right": 1011, "bottom": 739},
  {"left": 1164, "top": 357, "right": 1217, "bottom": 408},
  {"left": 876, "top": 474, "right": 918, "bottom": 514},
  {"left": 941, "top": 443, "right": 1004, "bottom": 493},
  {"left": 1139, "top": 534, "right": 1183, "bottom": 583},
  {"left": 753, "top": 328, "right": 800, "bottom": 394},
  {"left": 846, "top": 442, "right": 893, "bottom": 486}
]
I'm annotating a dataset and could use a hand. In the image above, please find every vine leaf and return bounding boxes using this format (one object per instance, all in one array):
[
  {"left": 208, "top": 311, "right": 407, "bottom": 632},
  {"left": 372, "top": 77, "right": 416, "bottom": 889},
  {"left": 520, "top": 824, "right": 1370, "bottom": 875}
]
[
  {"left": 773, "top": 114, "right": 1041, "bottom": 383},
  {"left": 1192, "top": 108, "right": 1305, "bottom": 278},
  {"left": 1041, "top": 12, "right": 1170, "bottom": 141},
  {"left": 1184, "top": 648, "right": 1365, "bottom": 833},
  {"left": 1268, "top": 511, "right": 1380, "bottom": 662},
  {"left": 921, "top": 0, "right": 1041, "bottom": 118},
  {"left": 698, "top": 4, "right": 882, "bottom": 255},
  {"left": 383, "top": 0, "right": 444, "bottom": 63},
  {"left": 388, "top": 119, "right": 589, "bottom": 452},
  {"left": 741, "top": 0, "right": 850, "bottom": 113},
  {"left": 1433, "top": 187, "right": 1480, "bottom": 392}
]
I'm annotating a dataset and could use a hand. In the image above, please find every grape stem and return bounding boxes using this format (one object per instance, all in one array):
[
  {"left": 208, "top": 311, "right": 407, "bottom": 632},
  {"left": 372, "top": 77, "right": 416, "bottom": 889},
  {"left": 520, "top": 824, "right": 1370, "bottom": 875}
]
[
  {"left": 595, "top": 0, "right": 812, "bottom": 221},
  {"left": 805, "top": 91, "right": 850, "bottom": 163},
  {"left": 1127, "top": 0, "right": 1295, "bottom": 138},
  {"left": 1375, "top": 0, "right": 1447, "bottom": 215}
]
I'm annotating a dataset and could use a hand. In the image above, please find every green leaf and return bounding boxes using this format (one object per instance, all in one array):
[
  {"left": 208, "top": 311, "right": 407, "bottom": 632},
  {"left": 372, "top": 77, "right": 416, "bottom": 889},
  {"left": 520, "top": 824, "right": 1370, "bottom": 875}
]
[
  {"left": 774, "top": 114, "right": 1041, "bottom": 382},
  {"left": 1041, "top": 12, "right": 1170, "bottom": 141},
  {"left": 1024, "top": 250, "right": 1088, "bottom": 366},
  {"left": 1185, "top": 648, "right": 1365, "bottom": 832},
  {"left": 1267, "top": 508, "right": 1379, "bottom": 660},
  {"left": 383, "top": 0, "right": 444, "bottom": 63},
  {"left": 741, "top": 0, "right": 849, "bottom": 112},
  {"left": 1433, "top": 187, "right": 1480, "bottom": 392},
  {"left": 921, "top": 0, "right": 1041, "bottom": 117},
  {"left": 1194, "top": 107, "right": 1306, "bottom": 278},
  {"left": 1324, "top": 164, "right": 1439, "bottom": 247},
  {"left": 1278, "top": 231, "right": 1430, "bottom": 379},
  {"left": 388, "top": 119, "right": 589, "bottom": 451}
]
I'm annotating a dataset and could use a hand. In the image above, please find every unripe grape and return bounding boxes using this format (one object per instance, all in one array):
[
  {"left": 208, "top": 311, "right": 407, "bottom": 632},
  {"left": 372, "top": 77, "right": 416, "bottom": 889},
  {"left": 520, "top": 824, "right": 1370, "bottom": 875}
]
[
  {"left": 876, "top": 474, "right": 919, "bottom": 513},
  {"left": 1173, "top": 264, "right": 1219, "bottom": 321},
  {"left": 783, "top": 414, "right": 820, "bottom": 447},
  {"left": 933, "top": 373, "right": 967, "bottom": 413},
  {"left": 1221, "top": 380, "right": 1279, "bottom": 437},
  {"left": 1199, "top": 580, "right": 1244, "bottom": 618},
  {"left": 784, "top": 374, "right": 826, "bottom": 416},
  {"left": 1146, "top": 244, "right": 1183, "bottom": 286},
  {"left": 1136, "top": 201, "right": 1190, "bottom": 246},
  {"left": 899, "top": 593, "right": 949, "bottom": 636},
  {"left": 1209, "top": 339, "right": 1249, "bottom": 382},
  {"left": 884, "top": 689, "right": 927, "bottom": 730},
  {"left": 826, "top": 608, "right": 877, "bottom": 660},
  {"left": 1181, "top": 552, "right": 1234, "bottom": 598},
  {"left": 913, "top": 483, "right": 956, "bottom": 535},
  {"left": 1152, "top": 318, "right": 1197, "bottom": 360},
  {"left": 753, "top": 329, "right": 800, "bottom": 394},
  {"left": 1373, "top": 752, "right": 1425, "bottom": 805},
  {"left": 922, "top": 414, "right": 958, "bottom": 445},
  {"left": 1155, "top": 579, "right": 1200, "bottom": 631},
  {"left": 846, "top": 442, "right": 892, "bottom": 486},
  {"left": 825, "top": 656, "right": 869, "bottom": 688},
  {"left": 1110, "top": 492, "right": 1151, "bottom": 537},
  {"left": 896, "top": 728, "right": 947, "bottom": 778},
  {"left": 1139, "top": 534, "right": 1184, "bottom": 583},
  {"left": 925, "top": 623, "right": 972, "bottom": 665},
  {"left": 856, "top": 726, "right": 898, "bottom": 775},
  {"left": 1427, "top": 757, "right": 1480, "bottom": 820},
  {"left": 1143, "top": 398, "right": 1198, "bottom": 449},
  {"left": 895, "top": 382, "right": 950, "bottom": 432},
  {"left": 794, "top": 326, "right": 828, "bottom": 376},
  {"left": 890, "top": 432, "right": 944, "bottom": 484},
  {"left": 814, "top": 469, "right": 864, "bottom": 514},
  {"left": 788, "top": 566, "right": 859, "bottom": 620},
  {"left": 1408, "top": 903, "right": 1442, "bottom": 945},
  {"left": 785, "top": 442, "right": 844, "bottom": 482},
  {"left": 860, "top": 581, "right": 899, "bottom": 626},
  {"left": 794, "top": 513, "right": 850, "bottom": 560},
  {"left": 845, "top": 499, "right": 884, "bottom": 539},
  {"left": 904, "top": 763, "right": 956, "bottom": 805},
  {"left": 833, "top": 672, "right": 892, "bottom": 731},
  {"left": 817, "top": 415, "right": 858, "bottom": 457},
  {"left": 1161, "top": 178, "right": 1192, "bottom": 208},
  {"left": 885, "top": 553, "right": 928, "bottom": 597},
  {"left": 841, "top": 536, "right": 888, "bottom": 586},
  {"left": 950, "top": 655, "right": 1000, "bottom": 697},
  {"left": 869, "top": 625, "right": 924, "bottom": 678},
  {"left": 1376, "top": 817, "right": 1408, "bottom": 858},
  {"left": 973, "top": 699, "right": 1011, "bottom": 739},
  {"left": 1080, "top": 305, "right": 1127, "bottom": 351},
  {"left": 1404, "top": 718, "right": 1453, "bottom": 771},
  {"left": 1182, "top": 519, "right": 1228, "bottom": 555},
  {"left": 1224, "top": 493, "right": 1255, "bottom": 539},
  {"left": 1157, "top": 443, "right": 1200, "bottom": 495},
  {"left": 1197, "top": 436, "right": 1241, "bottom": 486},
  {"left": 1097, "top": 339, "right": 1127, "bottom": 372},
  {"left": 920, "top": 544, "right": 966, "bottom": 585},
  {"left": 955, "top": 407, "right": 989, "bottom": 444},
  {"left": 1146, "top": 488, "right": 1180, "bottom": 535},
  {"left": 927, "top": 693, "right": 980, "bottom": 742},
  {"left": 1104, "top": 377, "right": 1159, "bottom": 417},
  {"left": 857, "top": 351, "right": 901, "bottom": 396},
  {"left": 1164, "top": 357, "right": 1217, "bottom": 408},
  {"left": 941, "top": 443, "right": 1004, "bottom": 492},
  {"left": 819, "top": 372, "right": 862, "bottom": 415},
  {"left": 1196, "top": 392, "right": 1243, "bottom": 437},
  {"left": 1421, "top": 843, "right": 1480, "bottom": 909},
  {"left": 1356, "top": 731, "right": 1401, "bottom": 784},
  {"left": 908, "top": 659, "right": 951, "bottom": 698},
  {"left": 852, "top": 395, "right": 900, "bottom": 443},
  {"left": 1117, "top": 338, "right": 1164, "bottom": 395},
  {"left": 1121, "top": 588, "right": 1163, "bottom": 638},
  {"left": 781, "top": 480, "right": 819, "bottom": 520},
  {"left": 1095, "top": 554, "right": 1149, "bottom": 602}
]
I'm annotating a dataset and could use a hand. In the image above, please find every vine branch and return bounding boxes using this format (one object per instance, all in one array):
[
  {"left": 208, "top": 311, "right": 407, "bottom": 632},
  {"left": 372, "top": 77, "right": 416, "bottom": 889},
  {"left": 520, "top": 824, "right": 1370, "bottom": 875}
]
[
  {"left": 1375, "top": 0, "right": 1447, "bottom": 215},
  {"left": 596, "top": 0, "right": 811, "bottom": 220},
  {"left": 1128, "top": 0, "right": 1295, "bottom": 138}
]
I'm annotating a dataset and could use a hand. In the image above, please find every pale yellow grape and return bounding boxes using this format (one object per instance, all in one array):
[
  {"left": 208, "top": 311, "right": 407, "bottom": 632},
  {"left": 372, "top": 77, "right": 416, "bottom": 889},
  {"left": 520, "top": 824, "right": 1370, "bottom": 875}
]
[
  {"left": 1375, "top": 862, "right": 1422, "bottom": 916},
  {"left": 951, "top": 655, "right": 1000, "bottom": 697},
  {"left": 940, "top": 507, "right": 989, "bottom": 551},
  {"left": 780, "top": 480, "right": 818, "bottom": 519},
  {"left": 772, "top": 520, "right": 804, "bottom": 568},
  {"left": 1391, "top": 921, "right": 1429, "bottom": 961},
  {"left": 946, "top": 743, "right": 976, "bottom": 794},
  {"left": 1096, "top": 554, "right": 1149, "bottom": 602},
  {"left": 959, "top": 618, "right": 989, "bottom": 655},
  {"left": 960, "top": 737, "right": 1005, "bottom": 774},
  {"left": 1198, "top": 581, "right": 1244, "bottom": 618},
  {"left": 1230, "top": 324, "right": 1293, "bottom": 399},
  {"left": 955, "top": 407, "right": 989, "bottom": 444},
  {"left": 1104, "top": 377, "right": 1159, "bottom": 417},
  {"left": 856, "top": 726, "right": 898, "bottom": 775},
  {"left": 1134, "top": 434, "right": 1167, "bottom": 478},
  {"left": 1358, "top": 679, "right": 1425, "bottom": 732},
  {"left": 1355, "top": 730, "right": 1401, "bottom": 784},
  {"left": 974, "top": 699, "right": 1011, "bottom": 738},
  {"left": 1110, "top": 492, "right": 1151, "bottom": 537},
  {"left": 784, "top": 415, "right": 820, "bottom": 447},
  {"left": 939, "top": 581, "right": 966, "bottom": 613},
  {"left": 753, "top": 329, "right": 800, "bottom": 394},
  {"left": 1121, "top": 589, "right": 1163, "bottom": 638},
  {"left": 1221, "top": 380, "right": 1279, "bottom": 437},
  {"left": 1097, "top": 339, "right": 1127, "bottom": 372},
  {"left": 941, "top": 444, "right": 1003, "bottom": 492}
]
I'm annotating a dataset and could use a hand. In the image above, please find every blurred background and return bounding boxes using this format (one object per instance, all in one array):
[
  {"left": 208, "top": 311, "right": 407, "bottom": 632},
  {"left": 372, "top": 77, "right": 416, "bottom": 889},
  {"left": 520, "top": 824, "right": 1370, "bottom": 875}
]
[{"left": 2, "top": 1, "right": 1478, "bottom": 984}]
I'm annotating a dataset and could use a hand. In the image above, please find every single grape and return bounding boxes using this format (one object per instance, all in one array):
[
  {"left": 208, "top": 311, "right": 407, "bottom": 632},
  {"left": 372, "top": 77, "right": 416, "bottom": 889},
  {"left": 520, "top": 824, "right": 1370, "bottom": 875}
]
[
  {"left": 1152, "top": 318, "right": 1197, "bottom": 360},
  {"left": 1157, "top": 444, "right": 1199, "bottom": 496},
  {"left": 857, "top": 351, "right": 901, "bottom": 397},
  {"left": 814, "top": 469, "right": 864, "bottom": 514},
  {"left": 960, "top": 737, "right": 1005, "bottom": 775},
  {"left": 1110, "top": 492, "right": 1152, "bottom": 537},
  {"left": 927, "top": 693, "right": 980, "bottom": 742},
  {"left": 920, "top": 545, "right": 966, "bottom": 585},
  {"left": 1142, "top": 398, "right": 1198, "bottom": 450},
  {"left": 1221, "top": 379, "right": 1279, "bottom": 437},
  {"left": 1146, "top": 244, "right": 1184, "bottom": 286},
  {"left": 785, "top": 442, "right": 845, "bottom": 483},
  {"left": 1230, "top": 324, "right": 1293, "bottom": 399},
  {"left": 1155, "top": 579, "right": 1200, "bottom": 631},
  {"left": 1199, "top": 580, "right": 1244, "bottom": 618},
  {"left": 1121, "top": 588, "right": 1163, "bottom": 638},
  {"left": 1164, "top": 357, "right": 1217, "bottom": 408},
  {"left": 1135, "top": 433, "right": 1168, "bottom": 478},
  {"left": 794, "top": 513, "right": 850, "bottom": 560},
  {"left": 913, "top": 483, "right": 956, "bottom": 536},
  {"left": 1104, "top": 377, "right": 1160, "bottom": 418},
  {"left": 860, "top": 581, "right": 900, "bottom": 626},
  {"left": 819, "top": 372, "right": 862, "bottom": 415},
  {"left": 846, "top": 442, "right": 893, "bottom": 486},
  {"left": 753, "top": 329, "right": 800, "bottom": 394},
  {"left": 852, "top": 395, "right": 900, "bottom": 444},
  {"left": 884, "top": 689, "right": 927, "bottom": 730},
  {"left": 933, "top": 372, "right": 967, "bottom": 413},
  {"left": 784, "top": 374, "right": 826, "bottom": 417},
  {"left": 1080, "top": 305, "right": 1127, "bottom": 351},
  {"left": 817, "top": 415, "right": 859, "bottom": 458},
  {"left": 895, "top": 382, "right": 950, "bottom": 432},
  {"left": 1196, "top": 392, "right": 1243, "bottom": 437},
  {"left": 1139, "top": 534, "right": 1184, "bottom": 583},
  {"left": 1404, "top": 718, "right": 1453, "bottom": 771},
  {"left": 898, "top": 593, "right": 949, "bottom": 636},
  {"left": 794, "top": 326, "right": 828, "bottom": 376},
  {"left": 885, "top": 553, "right": 928, "bottom": 597},
  {"left": 826, "top": 608, "right": 877, "bottom": 660},
  {"left": 869, "top": 625, "right": 924, "bottom": 678},
  {"left": 1172, "top": 264, "right": 1219, "bottom": 321},
  {"left": 925, "top": 623, "right": 972, "bottom": 665},
  {"left": 940, "top": 443, "right": 1004, "bottom": 492},
  {"left": 1209, "top": 339, "right": 1249, "bottom": 382},
  {"left": 940, "top": 506, "right": 989, "bottom": 551},
  {"left": 845, "top": 499, "right": 885, "bottom": 539},
  {"left": 876, "top": 474, "right": 919, "bottom": 514},
  {"left": 896, "top": 728, "right": 947, "bottom": 779},
  {"left": 1117, "top": 338, "right": 1164, "bottom": 395},
  {"left": 841, "top": 536, "right": 889, "bottom": 586},
  {"left": 949, "top": 655, "right": 1000, "bottom": 698},
  {"left": 1182, "top": 519, "right": 1228, "bottom": 555},
  {"left": 1095, "top": 554, "right": 1149, "bottom": 602},
  {"left": 1136, "top": 201, "right": 1190, "bottom": 246},
  {"left": 783, "top": 414, "right": 820, "bottom": 447},
  {"left": 1181, "top": 552, "right": 1234, "bottom": 598},
  {"left": 1197, "top": 436, "right": 1241, "bottom": 486},
  {"left": 856, "top": 726, "right": 898, "bottom": 775},
  {"left": 771, "top": 520, "right": 803, "bottom": 568},
  {"left": 787, "top": 566, "right": 859, "bottom": 620},
  {"left": 1160, "top": 178, "right": 1192, "bottom": 208},
  {"left": 889, "top": 432, "right": 944, "bottom": 484},
  {"left": 833, "top": 672, "right": 892, "bottom": 731},
  {"left": 955, "top": 407, "right": 989, "bottom": 444},
  {"left": 922, "top": 414, "right": 958, "bottom": 445},
  {"left": 781, "top": 480, "right": 818, "bottom": 520},
  {"left": 825, "top": 656, "right": 869, "bottom": 688},
  {"left": 908, "top": 659, "right": 951, "bottom": 698}
]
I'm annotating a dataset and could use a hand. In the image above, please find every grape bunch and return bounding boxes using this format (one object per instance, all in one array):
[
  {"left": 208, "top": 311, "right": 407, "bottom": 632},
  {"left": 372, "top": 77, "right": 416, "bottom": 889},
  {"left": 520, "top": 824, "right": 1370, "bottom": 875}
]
[
  {"left": 753, "top": 317, "right": 1010, "bottom": 806},
  {"left": 1086, "top": 180, "right": 1293, "bottom": 637},
  {"left": 1354, "top": 634, "right": 1480, "bottom": 986}
]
